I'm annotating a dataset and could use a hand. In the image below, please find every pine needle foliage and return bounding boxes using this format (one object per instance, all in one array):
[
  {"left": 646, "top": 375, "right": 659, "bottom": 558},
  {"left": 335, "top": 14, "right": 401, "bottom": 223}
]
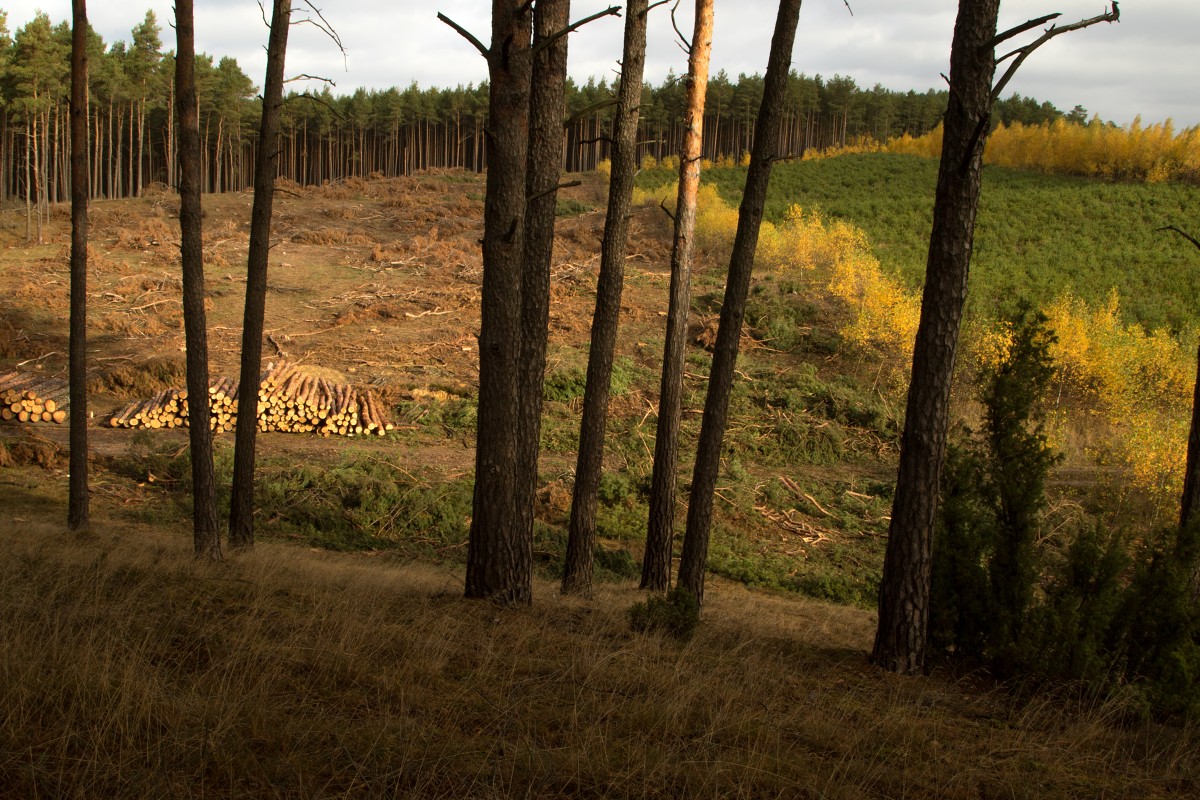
[
  {"left": 931, "top": 304, "right": 1061, "bottom": 674},
  {"left": 933, "top": 307, "right": 1200, "bottom": 716}
]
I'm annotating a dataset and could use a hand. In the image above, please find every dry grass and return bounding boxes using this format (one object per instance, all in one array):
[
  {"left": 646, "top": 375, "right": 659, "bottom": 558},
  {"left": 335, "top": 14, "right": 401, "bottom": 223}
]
[{"left": 1, "top": 505, "right": 1196, "bottom": 799}]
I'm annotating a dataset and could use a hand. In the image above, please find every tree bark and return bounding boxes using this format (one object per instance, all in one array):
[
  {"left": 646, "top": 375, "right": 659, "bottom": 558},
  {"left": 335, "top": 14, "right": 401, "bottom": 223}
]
[
  {"left": 515, "top": 0, "right": 571, "bottom": 585},
  {"left": 465, "top": 0, "right": 534, "bottom": 603},
  {"left": 677, "top": 0, "right": 803, "bottom": 605},
  {"left": 871, "top": 0, "right": 1001, "bottom": 675},
  {"left": 642, "top": 0, "right": 713, "bottom": 591},
  {"left": 1181, "top": 326, "right": 1200, "bottom": 531},
  {"left": 176, "top": 0, "right": 221, "bottom": 560},
  {"left": 67, "top": 0, "right": 89, "bottom": 532},
  {"left": 563, "top": 0, "right": 649, "bottom": 596},
  {"left": 229, "top": 0, "right": 291, "bottom": 549}
]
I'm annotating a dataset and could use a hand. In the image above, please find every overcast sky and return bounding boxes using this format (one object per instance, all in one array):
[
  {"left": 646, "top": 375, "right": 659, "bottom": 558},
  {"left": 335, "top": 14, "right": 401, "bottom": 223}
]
[{"left": 3, "top": 1, "right": 1195, "bottom": 127}]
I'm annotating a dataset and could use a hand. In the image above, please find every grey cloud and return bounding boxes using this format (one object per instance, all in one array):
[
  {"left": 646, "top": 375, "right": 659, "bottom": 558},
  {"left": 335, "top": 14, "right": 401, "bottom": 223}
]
[{"left": 3, "top": 0, "right": 1195, "bottom": 126}]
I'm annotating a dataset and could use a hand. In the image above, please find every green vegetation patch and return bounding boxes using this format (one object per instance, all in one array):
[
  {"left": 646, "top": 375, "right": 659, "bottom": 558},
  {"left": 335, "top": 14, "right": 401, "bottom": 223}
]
[{"left": 640, "top": 153, "right": 1200, "bottom": 331}]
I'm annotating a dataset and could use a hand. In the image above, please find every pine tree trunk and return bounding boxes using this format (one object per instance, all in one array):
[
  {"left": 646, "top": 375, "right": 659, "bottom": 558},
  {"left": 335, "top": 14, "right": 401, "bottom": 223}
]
[
  {"left": 228, "top": 0, "right": 292, "bottom": 549},
  {"left": 128, "top": 100, "right": 136, "bottom": 196},
  {"left": 68, "top": 0, "right": 90, "bottom": 532},
  {"left": 51, "top": 105, "right": 60, "bottom": 205},
  {"left": 465, "top": 0, "right": 533, "bottom": 603},
  {"left": 92, "top": 105, "right": 101, "bottom": 199},
  {"left": 33, "top": 109, "right": 44, "bottom": 243},
  {"left": 167, "top": 82, "right": 174, "bottom": 187},
  {"left": 214, "top": 117, "right": 223, "bottom": 193},
  {"left": 24, "top": 121, "right": 32, "bottom": 240},
  {"left": 176, "top": 0, "right": 222, "bottom": 560},
  {"left": 1182, "top": 336, "right": 1200, "bottom": 530},
  {"left": 677, "top": 0, "right": 803, "bottom": 605},
  {"left": 642, "top": 0, "right": 714, "bottom": 592},
  {"left": 872, "top": 0, "right": 1001, "bottom": 675},
  {"left": 564, "top": 0, "right": 649, "bottom": 596},
  {"left": 514, "top": 0, "right": 571, "bottom": 587}
]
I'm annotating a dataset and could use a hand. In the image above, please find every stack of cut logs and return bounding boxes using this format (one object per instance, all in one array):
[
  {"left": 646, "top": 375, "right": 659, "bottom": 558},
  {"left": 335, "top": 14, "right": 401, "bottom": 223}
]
[
  {"left": 108, "top": 362, "right": 393, "bottom": 437},
  {"left": 1, "top": 372, "right": 68, "bottom": 424}
]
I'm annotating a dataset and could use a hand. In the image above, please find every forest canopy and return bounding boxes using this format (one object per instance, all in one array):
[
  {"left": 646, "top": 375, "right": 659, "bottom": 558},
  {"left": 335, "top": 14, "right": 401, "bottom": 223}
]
[{"left": 0, "top": 7, "right": 1078, "bottom": 202}]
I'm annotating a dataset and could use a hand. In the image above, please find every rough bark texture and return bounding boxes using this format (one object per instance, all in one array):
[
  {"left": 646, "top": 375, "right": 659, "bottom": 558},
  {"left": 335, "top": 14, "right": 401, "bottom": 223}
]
[
  {"left": 871, "top": 0, "right": 1000, "bottom": 675},
  {"left": 563, "top": 0, "right": 649, "bottom": 596},
  {"left": 465, "top": 0, "right": 533, "bottom": 603},
  {"left": 642, "top": 0, "right": 713, "bottom": 592},
  {"left": 514, "top": 0, "right": 570, "bottom": 589},
  {"left": 677, "top": 0, "right": 802, "bottom": 605},
  {"left": 67, "top": 0, "right": 89, "bottom": 532},
  {"left": 228, "top": 0, "right": 291, "bottom": 549},
  {"left": 1169, "top": 228, "right": 1200, "bottom": 599},
  {"left": 1183, "top": 343, "right": 1200, "bottom": 530},
  {"left": 175, "top": 0, "right": 221, "bottom": 560}
]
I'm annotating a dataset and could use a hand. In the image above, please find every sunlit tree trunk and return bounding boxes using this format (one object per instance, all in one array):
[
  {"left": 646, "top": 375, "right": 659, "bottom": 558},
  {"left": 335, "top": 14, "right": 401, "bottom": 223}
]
[
  {"left": 678, "top": 0, "right": 803, "bottom": 605},
  {"left": 642, "top": 0, "right": 713, "bottom": 591}
]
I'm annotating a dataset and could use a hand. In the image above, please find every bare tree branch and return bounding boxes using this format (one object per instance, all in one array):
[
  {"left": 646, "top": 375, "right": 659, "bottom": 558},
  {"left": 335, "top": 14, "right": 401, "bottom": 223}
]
[
  {"left": 261, "top": 2, "right": 347, "bottom": 70},
  {"left": 991, "top": 3, "right": 1120, "bottom": 102},
  {"left": 842, "top": 1, "right": 854, "bottom": 16},
  {"left": 987, "top": 12, "right": 1060, "bottom": 49},
  {"left": 529, "top": 180, "right": 583, "bottom": 204},
  {"left": 283, "top": 90, "right": 347, "bottom": 122},
  {"left": 670, "top": 0, "right": 691, "bottom": 55},
  {"left": 285, "top": 72, "right": 336, "bottom": 86},
  {"left": 437, "top": 12, "right": 489, "bottom": 59},
  {"left": 647, "top": 0, "right": 673, "bottom": 11},
  {"left": 533, "top": 5, "right": 621, "bottom": 57},
  {"left": 1157, "top": 225, "right": 1200, "bottom": 252},
  {"left": 296, "top": 1, "right": 347, "bottom": 67},
  {"left": 577, "top": 135, "right": 615, "bottom": 148},
  {"left": 565, "top": 97, "right": 618, "bottom": 128}
]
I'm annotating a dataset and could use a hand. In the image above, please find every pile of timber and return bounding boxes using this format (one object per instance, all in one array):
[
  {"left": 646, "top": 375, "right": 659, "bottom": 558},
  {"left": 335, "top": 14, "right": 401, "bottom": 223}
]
[
  {"left": 1, "top": 371, "right": 68, "bottom": 424},
  {"left": 108, "top": 362, "right": 393, "bottom": 437}
]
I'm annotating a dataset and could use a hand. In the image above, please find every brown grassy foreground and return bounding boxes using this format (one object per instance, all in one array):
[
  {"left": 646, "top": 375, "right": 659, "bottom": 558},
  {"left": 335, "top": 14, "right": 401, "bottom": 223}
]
[{"left": 2, "top": 503, "right": 1196, "bottom": 799}]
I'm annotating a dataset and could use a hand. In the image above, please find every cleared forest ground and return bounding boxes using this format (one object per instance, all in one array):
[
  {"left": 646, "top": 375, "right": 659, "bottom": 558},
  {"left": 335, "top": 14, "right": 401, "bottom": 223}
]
[
  {"left": 1, "top": 168, "right": 901, "bottom": 602},
  {"left": 2, "top": 165, "right": 1198, "bottom": 797}
]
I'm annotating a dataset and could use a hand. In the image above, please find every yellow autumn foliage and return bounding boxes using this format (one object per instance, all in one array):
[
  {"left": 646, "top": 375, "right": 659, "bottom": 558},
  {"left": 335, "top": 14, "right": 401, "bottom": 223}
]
[
  {"left": 632, "top": 182, "right": 920, "bottom": 369},
  {"left": 631, "top": 176, "right": 1196, "bottom": 507},
  {"left": 886, "top": 118, "right": 1200, "bottom": 183},
  {"left": 800, "top": 138, "right": 885, "bottom": 161},
  {"left": 1036, "top": 292, "right": 1191, "bottom": 506}
]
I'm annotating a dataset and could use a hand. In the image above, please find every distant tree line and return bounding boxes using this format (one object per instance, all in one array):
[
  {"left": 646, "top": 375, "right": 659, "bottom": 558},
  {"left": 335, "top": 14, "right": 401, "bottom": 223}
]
[{"left": 0, "top": 7, "right": 1077, "bottom": 207}]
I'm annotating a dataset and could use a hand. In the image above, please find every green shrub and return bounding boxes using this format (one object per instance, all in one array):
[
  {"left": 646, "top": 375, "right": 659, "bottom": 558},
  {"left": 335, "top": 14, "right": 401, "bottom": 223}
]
[
  {"left": 1116, "top": 519, "right": 1200, "bottom": 717},
  {"left": 594, "top": 545, "right": 639, "bottom": 581},
  {"left": 555, "top": 198, "right": 591, "bottom": 217},
  {"left": 932, "top": 305, "right": 1200, "bottom": 717},
  {"left": 930, "top": 304, "right": 1061, "bottom": 674},
  {"left": 543, "top": 368, "right": 587, "bottom": 403},
  {"left": 1022, "top": 523, "right": 1129, "bottom": 685},
  {"left": 628, "top": 587, "right": 700, "bottom": 640}
]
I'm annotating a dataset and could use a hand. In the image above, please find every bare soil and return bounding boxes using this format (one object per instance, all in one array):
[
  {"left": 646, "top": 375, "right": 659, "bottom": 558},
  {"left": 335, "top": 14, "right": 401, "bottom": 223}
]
[{"left": 0, "top": 172, "right": 674, "bottom": 463}]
